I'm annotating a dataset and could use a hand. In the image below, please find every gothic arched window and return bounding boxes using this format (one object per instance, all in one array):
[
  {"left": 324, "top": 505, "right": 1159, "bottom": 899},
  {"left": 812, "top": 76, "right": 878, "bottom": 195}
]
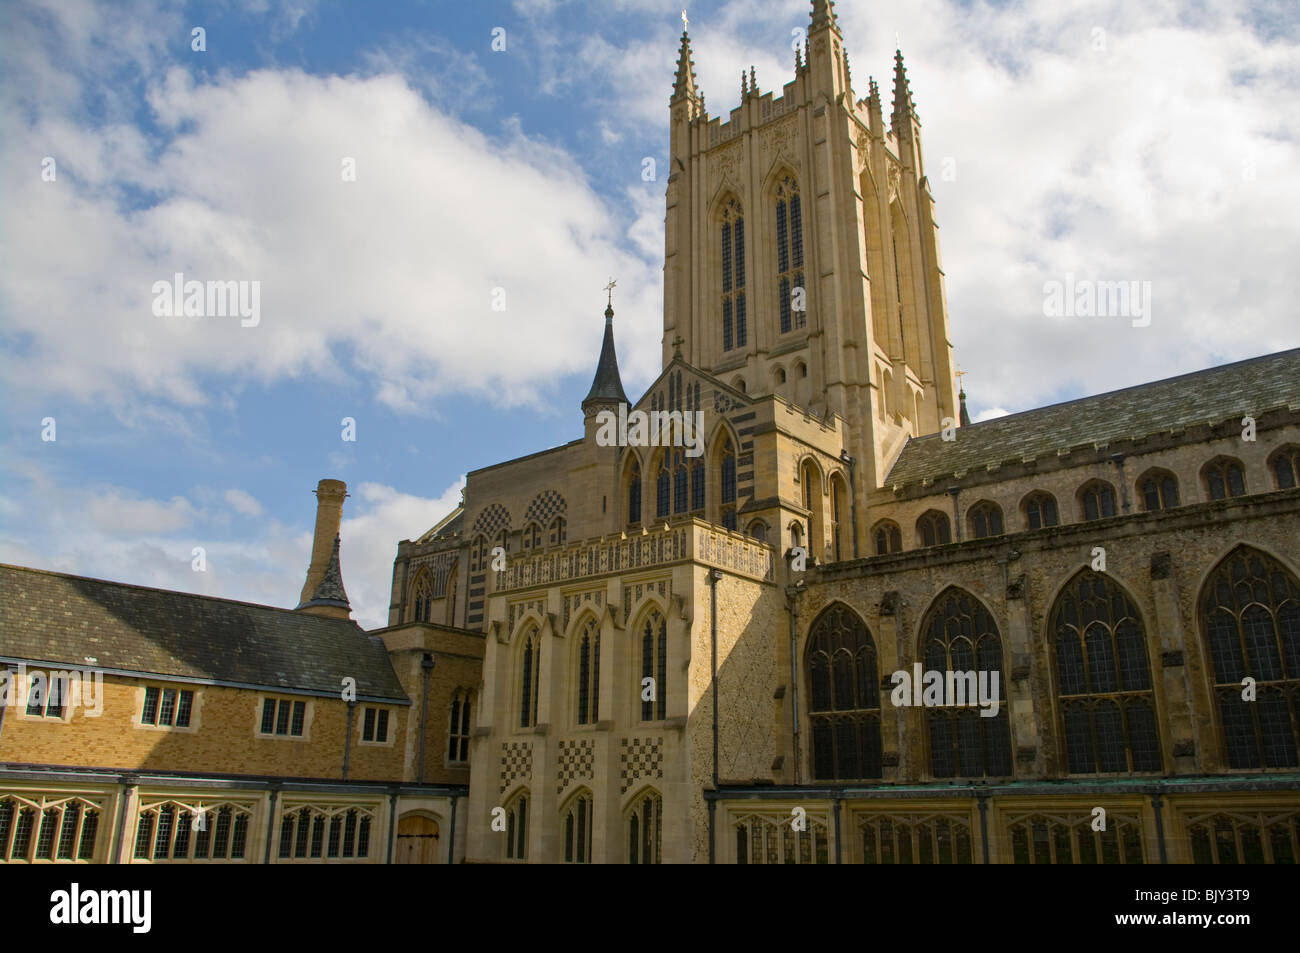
[
  {"left": 1023, "top": 491, "right": 1060, "bottom": 530},
  {"left": 916, "top": 510, "right": 951, "bottom": 547},
  {"left": 639, "top": 608, "right": 668, "bottom": 721},
  {"left": 519, "top": 628, "right": 541, "bottom": 729},
  {"left": 409, "top": 570, "right": 432, "bottom": 623},
  {"left": 549, "top": 515, "right": 566, "bottom": 547},
  {"left": 627, "top": 789, "right": 662, "bottom": 864},
  {"left": 775, "top": 175, "right": 805, "bottom": 333},
  {"left": 627, "top": 459, "right": 642, "bottom": 525},
  {"left": 1200, "top": 546, "right": 1300, "bottom": 768},
  {"left": 967, "top": 500, "right": 1004, "bottom": 540},
  {"left": 806, "top": 603, "right": 882, "bottom": 780},
  {"left": 746, "top": 520, "right": 768, "bottom": 543},
  {"left": 719, "top": 436, "right": 737, "bottom": 530},
  {"left": 672, "top": 450, "right": 688, "bottom": 513},
  {"left": 1050, "top": 570, "right": 1162, "bottom": 774},
  {"left": 521, "top": 522, "right": 541, "bottom": 552},
  {"left": 919, "top": 588, "right": 1012, "bottom": 779},
  {"left": 1270, "top": 446, "right": 1300, "bottom": 490},
  {"left": 655, "top": 454, "right": 670, "bottom": 518},
  {"left": 469, "top": 535, "right": 487, "bottom": 573},
  {"left": 1078, "top": 480, "right": 1118, "bottom": 521},
  {"left": 873, "top": 520, "right": 902, "bottom": 555},
  {"left": 1137, "top": 469, "right": 1180, "bottom": 512},
  {"left": 576, "top": 619, "right": 600, "bottom": 726},
  {"left": 505, "top": 790, "right": 528, "bottom": 861},
  {"left": 690, "top": 460, "right": 705, "bottom": 512},
  {"left": 1203, "top": 457, "right": 1247, "bottom": 501},
  {"left": 720, "top": 197, "right": 746, "bottom": 351},
  {"left": 448, "top": 690, "right": 471, "bottom": 762},
  {"left": 561, "top": 790, "right": 594, "bottom": 863}
]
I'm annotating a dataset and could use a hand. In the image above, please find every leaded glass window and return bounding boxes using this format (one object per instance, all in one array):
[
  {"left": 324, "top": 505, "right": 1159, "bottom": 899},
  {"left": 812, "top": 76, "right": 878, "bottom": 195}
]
[
  {"left": 917, "top": 510, "right": 951, "bottom": 547},
  {"left": 576, "top": 620, "right": 600, "bottom": 726},
  {"left": 640, "top": 609, "right": 668, "bottom": 721},
  {"left": 1204, "top": 457, "right": 1247, "bottom": 501},
  {"left": 720, "top": 197, "right": 746, "bottom": 351},
  {"left": 1079, "top": 481, "right": 1117, "bottom": 521},
  {"left": 1024, "top": 491, "right": 1060, "bottom": 530},
  {"left": 806, "top": 604, "right": 882, "bottom": 780},
  {"left": 519, "top": 628, "right": 541, "bottom": 729},
  {"left": 775, "top": 175, "right": 805, "bottom": 333}
]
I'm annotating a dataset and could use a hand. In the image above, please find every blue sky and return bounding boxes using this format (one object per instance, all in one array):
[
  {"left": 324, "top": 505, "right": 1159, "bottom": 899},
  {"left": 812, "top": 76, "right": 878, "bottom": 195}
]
[{"left": 2, "top": 0, "right": 1298, "bottom": 628}]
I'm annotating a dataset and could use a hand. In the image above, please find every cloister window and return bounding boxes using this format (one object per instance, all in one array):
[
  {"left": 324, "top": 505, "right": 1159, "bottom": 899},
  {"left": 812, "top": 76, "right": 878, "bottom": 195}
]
[
  {"left": 859, "top": 813, "right": 975, "bottom": 865},
  {"left": 1186, "top": 810, "right": 1300, "bottom": 864},
  {"left": 448, "top": 690, "right": 471, "bottom": 762},
  {"left": 627, "top": 789, "right": 662, "bottom": 864},
  {"left": 736, "top": 812, "right": 829, "bottom": 864},
  {"left": 1007, "top": 810, "right": 1144, "bottom": 865},
  {"left": 639, "top": 609, "right": 668, "bottom": 721},
  {"left": 1138, "top": 470, "right": 1180, "bottom": 512},
  {"left": 806, "top": 603, "right": 882, "bottom": 780},
  {"left": 134, "top": 800, "right": 253, "bottom": 861},
  {"left": 873, "top": 520, "right": 902, "bottom": 555},
  {"left": 919, "top": 588, "right": 1012, "bottom": 779},
  {"left": 720, "top": 197, "right": 747, "bottom": 351},
  {"left": 775, "top": 174, "right": 805, "bottom": 333},
  {"left": 276, "top": 805, "right": 372, "bottom": 861},
  {"left": 1203, "top": 457, "right": 1247, "bottom": 501},
  {"left": 1023, "top": 491, "right": 1060, "bottom": 530},
  {"left": 0, "top": 795, "right": 101, "bottom": 862},
  {"left": 1079, "top": 480, "right": 1117, "bottom": 521},
  {"left": 967, "top": 501, "right": 1004, "bottom": 539},
  {"left": 1271, "top": 446, "right": 1300, "bottom": 490},
  {"left": 916, "top": 510, "right": 951, "bottom": 547},
  {"left": 561, "top": 791, "right": 594, "bottom": 864},
  {"left": 519, "top": 628, "right": 541, "bottom": 729},
  {"left": 505, "top": 792, "right": 528, "bottom": 861},
  {"left": 576, "top": 619, "right": 600, "bottom": 726},
  {"left": 1200, "top": 546, "right": 1300, "bottom": 769},
  {"left": 1050, "top": 570, "right": 1162, "bottom": 774}
]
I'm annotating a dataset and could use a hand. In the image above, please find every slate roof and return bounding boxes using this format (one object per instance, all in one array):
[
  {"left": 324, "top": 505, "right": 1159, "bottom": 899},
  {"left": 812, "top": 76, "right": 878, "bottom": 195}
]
[
  {"left": 0, "top": 564, "right": 409, "bottom": 702},
  {"left": 887, "top": 348, "right": 1300, "bottom": 488},
  {"left": 582, "top": 305, "right": 630, "bottom": 407}
]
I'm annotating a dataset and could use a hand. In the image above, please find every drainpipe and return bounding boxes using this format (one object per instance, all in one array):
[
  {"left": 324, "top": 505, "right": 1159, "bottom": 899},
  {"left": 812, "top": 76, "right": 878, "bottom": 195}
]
[
  {"left": 343, "top": 701, "right": 356, "bottom": 780},
  {"left": 1151, "top": 791, "right": 1168, "bottom": 864},
  {"left": 708, "top": 568, "right": 722, "bottom": 864},
  {"left": 448, "top": 795, "right": 458, "bottom": 864},
  {"left": 1111, "top": 452, "right": 1132, "bottom": 513},
  {"left": 417, "top": 653, "right": 435, "bottom": 783},
  {"left": 262, "top": 785, "right": 280, "bottom": 864},
  {"left": 832, "top": 795, "right": 842, "bottom": 864},
  {"left": 386, "top": 790, "right": 398, "bottom": 864},
  {"left": 112, "top": 773, "right": 138, "bottom": 865},
  {"left": 948, "top": 486, "right": 962, "bottom": 542},
  {"left": 785, "top": 582, "right": 806, "bottom": 785},
  {"left": 841, "top": 451, "right": 859, "bottom": 559},
  {"left": 977, "top": 790, "right": 990, "bottom": 863}
]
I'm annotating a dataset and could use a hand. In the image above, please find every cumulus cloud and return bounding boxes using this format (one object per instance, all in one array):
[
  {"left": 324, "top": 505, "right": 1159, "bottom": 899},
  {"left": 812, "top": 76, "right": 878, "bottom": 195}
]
[{"left": 224, "top": 488, "right": 264, "bottom": 517}]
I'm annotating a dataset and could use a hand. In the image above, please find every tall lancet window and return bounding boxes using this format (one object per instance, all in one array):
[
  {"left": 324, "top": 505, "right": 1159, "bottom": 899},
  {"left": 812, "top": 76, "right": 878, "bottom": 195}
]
[
  {"left": 775, "top": 175, "right": 805, "bottom": 333},
  {"left": 721, "top": 198, "right": 746, "bottom": 351}
]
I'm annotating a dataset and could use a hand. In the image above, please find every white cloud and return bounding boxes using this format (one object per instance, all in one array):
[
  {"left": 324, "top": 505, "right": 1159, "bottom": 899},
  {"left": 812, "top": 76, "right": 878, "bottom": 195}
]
[
  {"left": 973, "top": 407, "right": 1011, "bottom": 423},
  {"left": 86, "top": 490, "right": 197, "bottom": 534},
  {"left": 224, "top": 488, "right": 264, "bottom": 517}
]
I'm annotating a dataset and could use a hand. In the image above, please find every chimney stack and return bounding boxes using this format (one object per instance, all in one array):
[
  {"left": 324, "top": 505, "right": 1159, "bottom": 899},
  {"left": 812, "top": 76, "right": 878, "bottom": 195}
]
[{"left": 297, "top": 479, "right": 350, "bottom": 617}]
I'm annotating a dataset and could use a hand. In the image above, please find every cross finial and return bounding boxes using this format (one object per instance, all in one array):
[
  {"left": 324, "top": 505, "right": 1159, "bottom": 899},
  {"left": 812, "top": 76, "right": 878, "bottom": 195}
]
[
  {"left": 681, "top": 9, "right": 688, "bottom": 30},
  {"left": 955, "top": 366, "right": 967, "bottom": 387},
  {"left": 605, "top": 277, "right": 617, "bottom": 307},
  {"left": 895, "top": 30, "right": 901, "bottom": 49}
]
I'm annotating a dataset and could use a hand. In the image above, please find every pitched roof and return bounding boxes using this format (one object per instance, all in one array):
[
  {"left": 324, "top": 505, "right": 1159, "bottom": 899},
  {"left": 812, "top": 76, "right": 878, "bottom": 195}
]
[
  {"left": 887, "top": 348, "right": 1300, "bottom": 488},
  {"left": 0, "top": 564, "right": 408, "bottom": 702}
]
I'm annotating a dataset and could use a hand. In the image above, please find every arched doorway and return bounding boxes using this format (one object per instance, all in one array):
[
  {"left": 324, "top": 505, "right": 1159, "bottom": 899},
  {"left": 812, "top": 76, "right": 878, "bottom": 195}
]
[{"left": 396, "top": 814, "right": 440, "bottom": 864}]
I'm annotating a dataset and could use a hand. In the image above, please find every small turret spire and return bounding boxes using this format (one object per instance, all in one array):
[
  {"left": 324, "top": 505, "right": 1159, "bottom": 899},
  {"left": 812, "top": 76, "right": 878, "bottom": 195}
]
[
  {"left": 750, "top": 65, "right": 757, "bottom": 95},
  {"left": 583, "top": 290, "right": 630, "bottom": 411},
  {"left": 810, "top": 0, "right": 839, "bottom": 32},
  {"left": 957, "top": 368, "right": 970, "bottom": 427},
  {"left": 671, "top": 19, "right": 700, "bottom": 107},
  {"left": 891, "top": 48, "right": 918, "bottom": 130}
]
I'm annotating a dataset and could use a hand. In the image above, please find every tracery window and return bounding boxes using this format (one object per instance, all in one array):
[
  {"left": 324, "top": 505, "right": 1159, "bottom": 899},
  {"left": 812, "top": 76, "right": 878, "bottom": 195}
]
[
  {"left": 720, "top": 197, "right": 746, "bottom": 351},
  {"left": 561, "top": 791, "right": 594, "bottom": 864},
  {"left": 627, "top": 459, "right": 642, "bottom": 525},
  {"left": 1079, "top": 480, "right": 1118, "bottom": 521},
  {"left": 1137, "top": 470, "right": 1180, "bottom": 512},
  {"left": 920, "top": 588, "right": 1012, "bottom": 779},
  {"left": 1007, "top": 810, "right": 1144, "bottom": 864},
  {"left": 1023, "top": 491, "right": 1060, "bottom": 530},
  {"left": 134, "top": 800, "right": 253, "bottom": 862},
  {"left": 858, "top": 813, "right": 975, "bottom": 864},
  {"left": 639, "top": 608, "right": 668, "bottom": 722},
  {"left": 967, "top": 500, "right": 1004, "bottom": 539},
  {"left": 627, "top": 789, "right": 662, "bottom": 864},
  {"left": 505, "top": 791, "right": 528, "bottom": 861},
  {"left": 1203, "top": 457, "right": 1247, "bottom": 501},
  {"left": 916, "top": 509, "right": 951, "bottom": 547},
  {"left": 775, "top": 175, "right": 805, "bottom": 333},
  {"left": 1271, "top": 446, "right": 1300, "bottom": 490},
  {"left": 735, "top": 812, "right": 829, "bottom": 864},
  {"left": 1186, "top": 809, "right": 1300, "bottom": 863},
  {"left": 806, "top": 603, "right": 882, "bottom": 780},
  {"left": 1050, "top": 571, "right": 1162, "bottom": 774},
  {"left": 519, "top": 627, "right": 542, "bottom": 729},
  {"left": 1200, "top": 546, "right": 1300, "bottom": 768},
  {"left": 0, "top": 794, "right": 101, "bottom": 862},
  {"left": 575, "top": 618, "right": 600, "bottom": 726},
  {"left": 410, "top": 570, "right": 433, "bottom": 622},
  {"left": 873, "top": 520, "right": 902, "bottom": 555}
]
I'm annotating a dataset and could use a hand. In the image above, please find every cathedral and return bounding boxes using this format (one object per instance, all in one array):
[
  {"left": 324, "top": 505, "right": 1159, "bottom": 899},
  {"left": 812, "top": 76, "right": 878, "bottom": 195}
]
[{"left": 2, "top": 1, "right": 1298, "bottom": 865}]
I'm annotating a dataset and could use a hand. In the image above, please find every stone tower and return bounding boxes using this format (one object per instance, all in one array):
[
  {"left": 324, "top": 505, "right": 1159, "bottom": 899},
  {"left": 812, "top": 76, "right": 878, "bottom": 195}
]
[{"left": 662, "top": 0, "right": 959, "bottom": 520}]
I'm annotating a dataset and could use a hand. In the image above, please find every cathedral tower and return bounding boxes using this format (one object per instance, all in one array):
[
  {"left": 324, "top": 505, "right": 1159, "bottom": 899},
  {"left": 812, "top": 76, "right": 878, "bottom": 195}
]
[{"left": 662, "top": 1, "right": 959, "bottom": 505}]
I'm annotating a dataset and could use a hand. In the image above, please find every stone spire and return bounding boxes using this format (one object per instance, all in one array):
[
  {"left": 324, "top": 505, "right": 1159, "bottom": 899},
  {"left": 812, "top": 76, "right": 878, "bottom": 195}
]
[
  {"left": 582, "top": 297, "right": 630, "bottom": 412},
  {"left": 671, "top": 23, "right": 700, "bottom": 108},
  {"left": 298, "top": 534, "right": 351, "bottom": 618},
  {"left": 959, "top": 389, "right": 971, "bottom": 427},
  {"left": 298, "top": 478, "right": 347, "bottom": 608},
  {"left": 867, "top": 75, "right": 883, "bottom": 131},
  {"left": 891, "top": 48, "right": 918, "bottom": 130}
]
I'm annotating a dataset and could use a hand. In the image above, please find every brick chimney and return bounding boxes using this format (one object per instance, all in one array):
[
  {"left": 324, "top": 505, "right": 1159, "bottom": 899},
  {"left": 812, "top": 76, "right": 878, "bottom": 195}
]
[{"left": 297, "top": 479, "right": 351, "bottom": 618}]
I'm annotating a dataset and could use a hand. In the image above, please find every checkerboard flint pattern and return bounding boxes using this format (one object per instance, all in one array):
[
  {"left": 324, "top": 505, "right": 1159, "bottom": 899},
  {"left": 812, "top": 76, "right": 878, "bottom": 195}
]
[
  {"left": 620, "top": 736, "right": 664, "bottom": 794},
  {"left": 473, "top": 503, "right": 511, "bottom": 540},
  {"left": 556, "top": 739, "right": 595, "bottom": 794},
  {"left": 499, "top": 741, "right": 532, "bottom": 794},
  {"left": 524, "top": 490, "right": 567, "bottom": 527}
]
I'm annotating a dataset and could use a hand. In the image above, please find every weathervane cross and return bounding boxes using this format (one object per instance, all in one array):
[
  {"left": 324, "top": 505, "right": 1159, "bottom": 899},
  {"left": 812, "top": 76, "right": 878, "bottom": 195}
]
[
  {"left": 681, "top": 9, "right": 688, "bottom": 30},
  {"left": 605, "top": 277, "right": 617, "bottom": 306}
]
